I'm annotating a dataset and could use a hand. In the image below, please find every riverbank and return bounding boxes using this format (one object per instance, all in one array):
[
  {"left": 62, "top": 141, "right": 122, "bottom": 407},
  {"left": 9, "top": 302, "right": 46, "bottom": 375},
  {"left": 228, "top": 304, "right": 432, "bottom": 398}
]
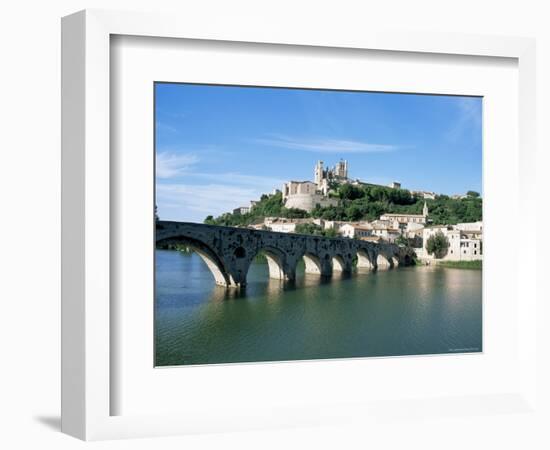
[{"left": 436, "top": 260, "right": 482, "bottom": 270}]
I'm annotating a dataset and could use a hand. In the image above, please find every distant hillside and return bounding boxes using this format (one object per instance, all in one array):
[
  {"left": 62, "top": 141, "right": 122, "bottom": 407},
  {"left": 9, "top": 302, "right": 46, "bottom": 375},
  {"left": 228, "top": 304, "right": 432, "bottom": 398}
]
[{"left": 204, "top": 184, "right": 482, "bottom": 227}]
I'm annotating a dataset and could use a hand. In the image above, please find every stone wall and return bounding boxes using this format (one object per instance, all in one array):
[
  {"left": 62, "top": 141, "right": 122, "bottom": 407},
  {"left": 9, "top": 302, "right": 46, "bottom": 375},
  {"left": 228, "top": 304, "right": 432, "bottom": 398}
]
[{"left": 284, "top": 193, "right": 339, "bottom": 212}]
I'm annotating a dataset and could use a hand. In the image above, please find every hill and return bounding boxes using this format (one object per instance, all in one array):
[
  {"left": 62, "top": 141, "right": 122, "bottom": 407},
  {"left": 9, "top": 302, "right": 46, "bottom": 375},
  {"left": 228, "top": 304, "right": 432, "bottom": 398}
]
[{"left": 204, "top": 184, "right": 482, "bottom": 227}]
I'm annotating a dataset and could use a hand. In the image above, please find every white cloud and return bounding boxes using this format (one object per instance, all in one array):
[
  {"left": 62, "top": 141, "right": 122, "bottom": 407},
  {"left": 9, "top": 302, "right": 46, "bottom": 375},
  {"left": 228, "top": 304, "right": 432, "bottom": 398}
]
[
  {"left": 156, "top": 167, "right": 287, "bottom": 222},
  {"left": 189, "top": 172, "right": 285, "bottom": 189},
  {"left": 252, "top": 135, "right": 399, "bottom": 153},
  {"left": 156, "top": 152, "right": 199, "bottom": 179},
  {"left": 156, "top": 183, "right": 263, "bottom": 222}
]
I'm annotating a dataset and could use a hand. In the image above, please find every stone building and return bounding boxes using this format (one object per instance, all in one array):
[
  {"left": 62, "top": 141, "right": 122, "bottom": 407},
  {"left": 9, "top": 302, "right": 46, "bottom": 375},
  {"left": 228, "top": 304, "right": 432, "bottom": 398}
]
[
  {"left": 280, "top": 158, "right": 414, "bottom": 214},
  {"left": 411, "top": 190, "right": 436, "bottom": 200},
  {"left": 370, "top": 222, "right": 401, "bottom": 242},
  {"left": 232, "top": 206, "right": 251, "bottom": 215},
  {"left": 282, "top": 180, "right": 317, "bottom": 198},
  {"left": 263, "top": 217, "right": 311, "bottom": 233},
  {"left": 281, "top": 179, "right": 338, "bottom": 212},
  {"left": 282, "top": 161, "right": 347, "bottom": 212},
  {"left": 456, "top": 221, "right": 483, "bottom": 236},
  {"left": 314, "top": 159, "right": 349, "bottom": 195},
  {"left": 338, "top": 223, "right": 373, "bottom": 239},
  {"left": 417, "top": 222, "right": 483, "bottom": 262},
  {"left": 262, "top": 217, "right": 328, "bottom": 233},
  {"left": 280, "top": 159, "right": 351, "bottom": 212},
  {"left": 379, "top": 202, "right": 429, "bottom": 229}
]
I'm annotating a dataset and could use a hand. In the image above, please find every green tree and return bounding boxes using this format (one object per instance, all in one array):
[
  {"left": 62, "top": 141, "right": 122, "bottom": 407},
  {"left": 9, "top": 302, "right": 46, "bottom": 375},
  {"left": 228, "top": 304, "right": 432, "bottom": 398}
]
[
  {"left": 345, "top": 204, "right": 363, "bottom": 221},
  {"left": 295, "top": 223, "right": 324, "bottom": 236},
  {"left": 388, "top": 188, "right": 415, "bottom": 205},
  {"left": 295, "top": 223, "right": 339, "bottom": 237},
  {"left": 323, "top": 227, "right": 339, "bottom": 238},
  {"left": 338, "top": 184, "right": 364, "bottom": 200},
  {"left": 203, "top": 181, "right": 482, "bottom": 229},
  {"left": 395, "top": 234, "right": 408, "bottom": 246},
  {"left": 281, "top": 207, "right": 309, "bottom": 219},
  {"left": 426, "top": 231, "right": 450, "bottom": 259}
]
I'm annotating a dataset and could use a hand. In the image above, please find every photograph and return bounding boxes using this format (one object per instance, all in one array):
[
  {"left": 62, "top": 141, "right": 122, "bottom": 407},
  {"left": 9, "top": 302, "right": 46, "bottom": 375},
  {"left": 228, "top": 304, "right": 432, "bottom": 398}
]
[{"left": 154, "top": 83, "right": 483, "bottom": 367}]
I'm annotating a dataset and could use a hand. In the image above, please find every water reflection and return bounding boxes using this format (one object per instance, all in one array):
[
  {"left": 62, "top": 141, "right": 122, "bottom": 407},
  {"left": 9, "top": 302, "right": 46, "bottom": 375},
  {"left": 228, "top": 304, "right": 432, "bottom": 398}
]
[{"left": 155, "top": 250, "right": 482, "bottom": 366}]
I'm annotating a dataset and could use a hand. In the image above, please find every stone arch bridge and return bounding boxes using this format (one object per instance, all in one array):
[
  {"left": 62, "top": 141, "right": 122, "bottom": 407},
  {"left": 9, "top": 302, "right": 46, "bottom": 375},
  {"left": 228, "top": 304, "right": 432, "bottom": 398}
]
[{"left": 156, "top": 221, "right": 415, "bottom": 288}]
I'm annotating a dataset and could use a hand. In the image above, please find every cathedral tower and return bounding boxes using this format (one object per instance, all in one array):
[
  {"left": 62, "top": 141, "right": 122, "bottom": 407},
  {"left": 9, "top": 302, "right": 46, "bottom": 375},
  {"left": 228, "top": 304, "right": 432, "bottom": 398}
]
[
  {"left": 335, "top": 159, "right": 348, "bottom": 179},
  {"left": 314, "top": 160, "right": 324, "bottom": 186}
]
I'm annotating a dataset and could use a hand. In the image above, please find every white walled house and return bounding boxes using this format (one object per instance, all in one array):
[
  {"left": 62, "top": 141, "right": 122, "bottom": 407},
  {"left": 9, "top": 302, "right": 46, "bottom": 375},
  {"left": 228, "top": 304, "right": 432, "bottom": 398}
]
[
  {"left": 338, "top": 223, "right": 373, "bottom": 239},
  {"left": 366, "top": 220, "right": 400, "bottom": 242},
  {"left": 371, "top": 227, "right": 400, "bottom": 243},
  {"left": 456, "top": 221, "right": 483, "bottom": 237},
  {"left": 263, "top": 217, "right": 314, "bottom": 233},
  {"left": 419, "top": 224, "right": 483, "bottom": 262},
  {"left": 379, "top": 202, "right": 429, "bottom": 229},
  {"left": 322, "top": 220, "right": 350, "bottom": 232},
  {"left": 411, "top": 190, "right": 436, "bottom": 200},
  {"left": 406, "top": 221, "right": 425, "bottom": 233}
]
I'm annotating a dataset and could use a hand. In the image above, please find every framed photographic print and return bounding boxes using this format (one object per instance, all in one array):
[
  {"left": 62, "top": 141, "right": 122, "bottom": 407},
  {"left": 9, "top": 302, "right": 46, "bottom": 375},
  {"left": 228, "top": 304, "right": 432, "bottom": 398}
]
[
  {"left": 62, "top": 9, "right": 538, "bottom": 440},
  {"left": 153, "top": 83, "right": 483, "bottom": 368}
]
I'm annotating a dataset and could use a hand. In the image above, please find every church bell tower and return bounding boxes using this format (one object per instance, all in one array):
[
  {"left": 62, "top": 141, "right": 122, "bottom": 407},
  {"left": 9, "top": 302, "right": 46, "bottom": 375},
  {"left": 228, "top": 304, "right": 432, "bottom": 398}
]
[{"left": 422, "top": 201, "right": 429, "bottom": 217}]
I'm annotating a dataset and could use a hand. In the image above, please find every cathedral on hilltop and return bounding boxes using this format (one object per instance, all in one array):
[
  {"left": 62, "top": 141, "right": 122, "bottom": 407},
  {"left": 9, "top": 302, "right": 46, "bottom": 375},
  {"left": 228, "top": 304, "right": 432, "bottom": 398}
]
[
  {"left": 282, "top": 159, "right": 349, "bottom": 212},
  {"left": 281, "top": 158, "right": 406, "bottom": 213},
  {"left": 314, "top": 159, "right": 349, "bottom": 195}
]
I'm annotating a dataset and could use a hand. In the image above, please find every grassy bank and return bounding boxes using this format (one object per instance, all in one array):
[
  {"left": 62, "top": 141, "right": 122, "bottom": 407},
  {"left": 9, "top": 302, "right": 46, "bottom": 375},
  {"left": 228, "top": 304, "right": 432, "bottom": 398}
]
[{"left": 437, "top": 260, "right": 482, "bottom": 270}]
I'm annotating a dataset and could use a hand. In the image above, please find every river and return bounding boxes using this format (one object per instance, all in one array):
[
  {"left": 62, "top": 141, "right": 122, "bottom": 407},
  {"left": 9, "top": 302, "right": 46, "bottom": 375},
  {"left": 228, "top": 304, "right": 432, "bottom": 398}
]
[{"left": 155, "top": 249, "right": 482, "bottom": 366}]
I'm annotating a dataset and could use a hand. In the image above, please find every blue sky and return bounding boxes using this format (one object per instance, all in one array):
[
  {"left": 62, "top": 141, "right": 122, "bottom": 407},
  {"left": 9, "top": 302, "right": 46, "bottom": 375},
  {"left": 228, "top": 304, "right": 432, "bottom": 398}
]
[{"left": 155, "top": 83, "right": 482, "bottom": 222}]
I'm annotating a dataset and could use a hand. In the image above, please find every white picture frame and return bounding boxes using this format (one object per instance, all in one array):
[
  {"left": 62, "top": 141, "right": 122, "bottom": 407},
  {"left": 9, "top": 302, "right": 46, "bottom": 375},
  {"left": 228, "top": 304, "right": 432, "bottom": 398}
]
[{"left": 61, "top": 9, "right": 537, "bottom": 441}]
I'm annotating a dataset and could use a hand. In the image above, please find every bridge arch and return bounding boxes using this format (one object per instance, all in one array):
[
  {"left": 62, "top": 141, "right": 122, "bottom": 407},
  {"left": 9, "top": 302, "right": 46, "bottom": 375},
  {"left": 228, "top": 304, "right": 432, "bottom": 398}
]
[
  {"left": 302, "top": 252, "right": 323, "bottom": 275},
  {"left": 376, "top": 253, "right": 393, "bottom": 270},
  {"left": 332, "top": 254, "right": 352, "bottom": 273},
  {"left": 156, "top": 236, "right": 235, "bottom": 287},
  {"left": 332, "top": 255, "right": 346, "bottom": 272},
  {"left": 255, "top": 246, "right": 293, "bottom": 281},
  {"left": 356, "top": 249, "right": 374, "bottom": 270}
]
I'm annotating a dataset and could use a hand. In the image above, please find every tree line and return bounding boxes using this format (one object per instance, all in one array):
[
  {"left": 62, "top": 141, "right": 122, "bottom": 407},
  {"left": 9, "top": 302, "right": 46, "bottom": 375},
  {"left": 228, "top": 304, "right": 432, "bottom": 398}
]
[{"left": 204, "top": 183, "right": 482, "bottom": 227}]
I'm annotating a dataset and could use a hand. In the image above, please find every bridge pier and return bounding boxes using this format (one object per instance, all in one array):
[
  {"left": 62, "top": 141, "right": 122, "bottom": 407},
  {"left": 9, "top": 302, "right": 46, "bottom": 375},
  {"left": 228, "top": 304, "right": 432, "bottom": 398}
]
[
  {"left": 303, "top": 253, "right": 333, "bottom": 277},
  {"left": 376, "top": 254, "right": 393, "bottom": 270},
  {"left": 332, "top": 255, "right": 353, "bottom": 273},
  {"left": 303, "top": 253, "right": 323, "bottom": 275},
  {"left": 264, "top": 251, "right": 296, "bottom": 281},
  {"left": 356, "top": 249, "right": 374, "bottom": 270}
]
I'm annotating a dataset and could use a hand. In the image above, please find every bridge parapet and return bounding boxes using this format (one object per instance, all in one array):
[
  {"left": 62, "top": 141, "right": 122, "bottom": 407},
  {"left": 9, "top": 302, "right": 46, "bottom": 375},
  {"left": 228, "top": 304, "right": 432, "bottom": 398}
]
[{"left": 156, "top": 221, "right": 411, "bottom": 287}]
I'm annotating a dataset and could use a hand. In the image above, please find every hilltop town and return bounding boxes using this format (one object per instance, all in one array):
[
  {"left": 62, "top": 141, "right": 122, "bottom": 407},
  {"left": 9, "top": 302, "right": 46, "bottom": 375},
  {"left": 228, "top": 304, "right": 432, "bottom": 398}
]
[{"left": 205, "top": 160, "right": 483, "bottom": 264}]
